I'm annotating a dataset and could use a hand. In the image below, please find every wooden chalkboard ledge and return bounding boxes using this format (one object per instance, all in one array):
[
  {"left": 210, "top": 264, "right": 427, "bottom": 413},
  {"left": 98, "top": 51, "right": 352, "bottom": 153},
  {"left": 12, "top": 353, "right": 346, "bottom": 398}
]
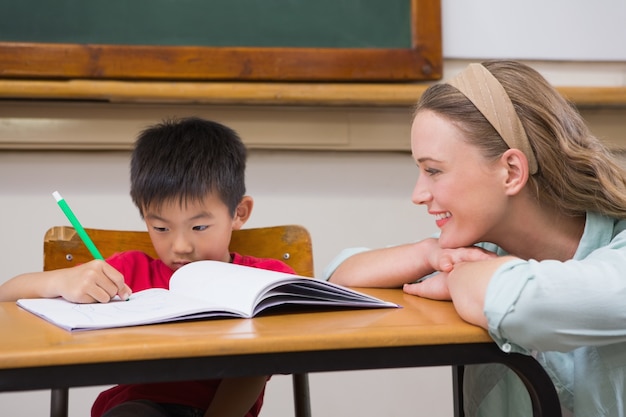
[{"left": 0, "top": 79, "right": 625, "bottom": 107}]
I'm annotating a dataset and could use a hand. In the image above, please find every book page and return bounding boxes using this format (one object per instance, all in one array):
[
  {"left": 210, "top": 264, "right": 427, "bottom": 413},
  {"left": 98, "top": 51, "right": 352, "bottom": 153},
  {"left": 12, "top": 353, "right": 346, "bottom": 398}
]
[
  {"left": 17, "top": 260, "right": 397, "bottom": 331},
  {"left": 170, "top": 261, "right": 398, "bottom": 317},
  {"left": 169, "top": 260, "right": 298, "bottom": 316},
  {"left": 16, "top": 288, "right": 242, "bottom": 331}
]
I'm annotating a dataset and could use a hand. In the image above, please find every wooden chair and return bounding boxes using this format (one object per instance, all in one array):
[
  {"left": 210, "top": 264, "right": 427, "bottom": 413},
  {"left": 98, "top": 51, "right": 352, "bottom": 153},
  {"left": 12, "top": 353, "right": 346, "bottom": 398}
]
[{"left": 43, "top": 224, "right": 314, "bottom": 417}]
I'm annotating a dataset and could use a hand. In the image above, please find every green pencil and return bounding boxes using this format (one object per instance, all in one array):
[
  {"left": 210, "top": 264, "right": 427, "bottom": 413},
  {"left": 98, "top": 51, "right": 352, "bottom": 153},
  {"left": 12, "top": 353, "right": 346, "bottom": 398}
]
[{"left": 52, "top": 191, "right": 104, "bottom": 260}]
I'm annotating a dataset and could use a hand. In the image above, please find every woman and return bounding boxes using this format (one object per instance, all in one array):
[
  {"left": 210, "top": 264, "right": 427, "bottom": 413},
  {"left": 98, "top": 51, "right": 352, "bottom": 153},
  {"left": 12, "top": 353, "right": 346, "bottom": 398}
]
[{"left": 326, "top": 61, "right": 626, "bottom": 416}]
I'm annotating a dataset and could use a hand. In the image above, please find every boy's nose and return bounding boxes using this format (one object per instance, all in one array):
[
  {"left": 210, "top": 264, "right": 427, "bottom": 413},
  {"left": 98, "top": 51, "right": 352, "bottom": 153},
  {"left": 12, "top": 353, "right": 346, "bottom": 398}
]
[{"left": 172, "top": 234, "right": 193, "bottom": 254}]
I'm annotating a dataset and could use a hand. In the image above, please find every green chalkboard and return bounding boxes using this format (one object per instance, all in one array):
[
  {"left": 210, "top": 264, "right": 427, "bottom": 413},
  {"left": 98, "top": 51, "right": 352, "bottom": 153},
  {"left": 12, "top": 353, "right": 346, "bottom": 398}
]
[
  {"left": 0, "top": 0, "right": 442, "bottom": 81},
  {"left": 1, "top": 0, "right": 412, "bottom": 48}
]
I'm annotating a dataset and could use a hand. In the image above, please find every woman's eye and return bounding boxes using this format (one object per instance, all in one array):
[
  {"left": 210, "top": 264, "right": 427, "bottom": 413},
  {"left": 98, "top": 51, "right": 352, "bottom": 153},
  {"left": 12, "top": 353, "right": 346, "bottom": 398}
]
[
  {"left": 424, "top": 167, "right": 440, "bottom": 176},
  {"left": 193, "top": 225, "right": 209, "bottom": 231}
]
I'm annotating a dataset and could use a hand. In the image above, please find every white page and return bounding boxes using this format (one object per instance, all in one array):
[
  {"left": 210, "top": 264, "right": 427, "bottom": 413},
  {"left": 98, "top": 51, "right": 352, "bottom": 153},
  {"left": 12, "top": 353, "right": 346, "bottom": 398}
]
[
  {"left": 170, "top": 261, "right": 398, "bottom": 316},
  {"left": 16, "top": 288, "right": 240, "bottom": 331},
  {"left": 17, "top": 260, "right": 397, "bottom": 331},
  {"left": 169, "top": 260, "right": 302, "bottom": 315}
]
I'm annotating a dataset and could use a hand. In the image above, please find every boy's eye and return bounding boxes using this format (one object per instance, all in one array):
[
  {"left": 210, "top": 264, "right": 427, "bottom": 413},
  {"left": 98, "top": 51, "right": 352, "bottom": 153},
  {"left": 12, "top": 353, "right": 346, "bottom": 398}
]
[
  {"left": 193, "top": 225, "right": 209, "bottom": 231},
  {"left": 153, "top": 226, "right": 168, "bottom": 232}
]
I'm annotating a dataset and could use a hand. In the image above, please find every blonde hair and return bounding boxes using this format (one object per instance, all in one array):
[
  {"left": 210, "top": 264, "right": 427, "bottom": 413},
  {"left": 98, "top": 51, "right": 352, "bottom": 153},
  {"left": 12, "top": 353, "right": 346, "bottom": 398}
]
[{"left": 415, "top": 60, "right": 626, "bottom": 219}]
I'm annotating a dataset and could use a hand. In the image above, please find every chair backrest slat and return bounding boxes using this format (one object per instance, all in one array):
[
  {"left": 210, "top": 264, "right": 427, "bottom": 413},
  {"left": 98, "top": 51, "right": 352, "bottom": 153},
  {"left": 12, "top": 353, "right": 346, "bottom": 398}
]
[{"left": 43, "top": 225, "right": 314, "bottom": 277}]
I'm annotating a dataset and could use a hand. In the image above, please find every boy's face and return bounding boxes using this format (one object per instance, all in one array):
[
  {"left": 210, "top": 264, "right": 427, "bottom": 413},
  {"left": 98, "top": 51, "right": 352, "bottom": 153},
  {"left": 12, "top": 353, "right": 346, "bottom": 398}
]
[{"left": 142, "top": 194, "right": 250, "bottom": 271}]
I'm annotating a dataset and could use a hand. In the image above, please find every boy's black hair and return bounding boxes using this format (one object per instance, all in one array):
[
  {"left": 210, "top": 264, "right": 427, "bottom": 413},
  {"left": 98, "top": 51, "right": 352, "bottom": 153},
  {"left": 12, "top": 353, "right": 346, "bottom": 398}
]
[{"left": 130, "top": 117, "right": 247, "bottom": 216}]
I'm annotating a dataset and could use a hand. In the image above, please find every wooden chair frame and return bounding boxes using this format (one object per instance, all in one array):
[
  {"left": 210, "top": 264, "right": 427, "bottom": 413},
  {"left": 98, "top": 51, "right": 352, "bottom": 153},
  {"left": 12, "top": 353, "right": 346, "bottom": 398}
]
[{"left": 43, "top": 224, "right": 314, "bottom": 417}]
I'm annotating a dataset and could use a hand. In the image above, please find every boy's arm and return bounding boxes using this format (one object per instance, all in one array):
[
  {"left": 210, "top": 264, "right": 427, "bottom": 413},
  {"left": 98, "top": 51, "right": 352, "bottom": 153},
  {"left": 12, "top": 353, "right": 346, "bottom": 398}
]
[
  {"left": 203, "top": 376, "right": 267, "bottom": 417},
  {"left": 0, "top": 260, "right": 131, "bottom": 303}
]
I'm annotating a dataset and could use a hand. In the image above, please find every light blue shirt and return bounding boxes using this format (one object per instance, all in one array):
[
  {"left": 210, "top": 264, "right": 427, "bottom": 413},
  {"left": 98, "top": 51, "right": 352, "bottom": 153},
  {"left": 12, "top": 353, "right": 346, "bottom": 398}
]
[{"left": 324, "top": 212, "right": 626, "bottom": 416}]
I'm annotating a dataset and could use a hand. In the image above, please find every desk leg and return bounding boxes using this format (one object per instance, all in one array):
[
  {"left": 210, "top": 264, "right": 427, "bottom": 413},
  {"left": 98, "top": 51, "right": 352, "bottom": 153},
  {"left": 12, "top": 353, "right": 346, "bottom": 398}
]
[
  {"left": 292, "top": 373, "right": 312, "bottom": 417},
  {"left": 452, "top": 365, "right": 464, "bottom": 417},
  {"left": 50, "top": 388, "right": 68, "bottom": 417},
  {"left": 503, "top": 354, "right": 561, "bottom": 417}
]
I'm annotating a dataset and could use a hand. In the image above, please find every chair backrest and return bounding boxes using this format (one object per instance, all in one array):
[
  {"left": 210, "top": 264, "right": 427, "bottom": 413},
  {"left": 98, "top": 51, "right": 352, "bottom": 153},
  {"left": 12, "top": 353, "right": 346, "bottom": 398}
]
[
  {"left": 43, "top": 224, "right": 314, "bottom": 417},
  {"left": 43, "top": 225, "right": 314, "bottom": 277}
]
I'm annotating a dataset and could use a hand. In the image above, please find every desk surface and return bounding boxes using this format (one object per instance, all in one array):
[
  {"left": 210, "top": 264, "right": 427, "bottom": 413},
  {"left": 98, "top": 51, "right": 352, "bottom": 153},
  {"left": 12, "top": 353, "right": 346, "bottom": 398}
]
[
  {"left": 0, "top": 288, "right": 491, "bottom": 370},
  {"left": 0, "top": 288, "right": 561, "bottom": 416}
]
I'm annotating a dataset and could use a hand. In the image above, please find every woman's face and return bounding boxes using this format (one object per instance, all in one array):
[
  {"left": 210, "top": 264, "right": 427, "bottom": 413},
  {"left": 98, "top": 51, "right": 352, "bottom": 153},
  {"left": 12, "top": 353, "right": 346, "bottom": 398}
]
[{"left": 410, "top": 110, "right": 510, "bottom": 249}]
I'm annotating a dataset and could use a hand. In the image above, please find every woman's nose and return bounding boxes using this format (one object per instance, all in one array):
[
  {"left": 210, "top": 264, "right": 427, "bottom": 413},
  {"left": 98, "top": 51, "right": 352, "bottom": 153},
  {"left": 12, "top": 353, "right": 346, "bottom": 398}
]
[{"left": 411, "top": 177, "right": 432, "bottom": 205}]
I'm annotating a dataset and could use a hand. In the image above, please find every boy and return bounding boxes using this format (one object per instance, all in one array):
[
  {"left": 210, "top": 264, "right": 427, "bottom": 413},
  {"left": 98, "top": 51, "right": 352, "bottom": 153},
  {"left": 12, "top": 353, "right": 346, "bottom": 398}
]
[{"left": 0, "top": 117, "right": 295, "bottom": 417}]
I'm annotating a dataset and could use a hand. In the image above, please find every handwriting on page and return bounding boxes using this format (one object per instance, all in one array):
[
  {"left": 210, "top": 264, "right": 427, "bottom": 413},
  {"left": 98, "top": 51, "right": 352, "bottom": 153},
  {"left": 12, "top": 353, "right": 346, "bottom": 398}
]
[{"left": 68, "top": 291, "right": 174, "bottom": 323}]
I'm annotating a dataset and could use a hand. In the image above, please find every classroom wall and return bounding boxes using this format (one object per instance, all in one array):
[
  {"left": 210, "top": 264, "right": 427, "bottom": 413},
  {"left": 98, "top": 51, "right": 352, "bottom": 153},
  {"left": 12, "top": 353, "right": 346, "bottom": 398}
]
[
  {"left": 1, "top": 74, "right": 626, "bottom": 417},
  {"left": 0, "top": 145, "right": 451, "bottom": 417},
  {"left": 443, "top": 0, "right": 626, "bottom": 61}
]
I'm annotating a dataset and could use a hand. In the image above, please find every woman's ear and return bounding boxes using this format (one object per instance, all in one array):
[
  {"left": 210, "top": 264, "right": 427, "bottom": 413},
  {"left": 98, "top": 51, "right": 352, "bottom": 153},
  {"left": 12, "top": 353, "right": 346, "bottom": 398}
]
[
  {"left": 232, "top": 196, "right": 254, "bottom": 230},
  {"left": 501, "top": 149, "right": 529, "bottom": 196}
]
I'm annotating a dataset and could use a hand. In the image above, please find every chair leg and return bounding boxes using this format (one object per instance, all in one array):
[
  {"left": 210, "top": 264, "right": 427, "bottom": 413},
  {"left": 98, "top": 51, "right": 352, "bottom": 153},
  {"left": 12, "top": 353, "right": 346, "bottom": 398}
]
[
  {"left": 51, "top": 388, "right": 69, "bottom": 417},
  {"left": 452, "top": 365, "right": 465, "bottom": 417},
  {"left": 292, "top": 373, "right": 312, "bottom": 417}
]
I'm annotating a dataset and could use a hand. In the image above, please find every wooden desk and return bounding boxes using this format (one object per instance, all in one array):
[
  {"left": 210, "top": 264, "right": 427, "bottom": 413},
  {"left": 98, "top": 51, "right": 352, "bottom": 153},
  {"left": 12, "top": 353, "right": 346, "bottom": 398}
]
[{"left": 0, "top": 288, "right": 560, "bottom": 417}]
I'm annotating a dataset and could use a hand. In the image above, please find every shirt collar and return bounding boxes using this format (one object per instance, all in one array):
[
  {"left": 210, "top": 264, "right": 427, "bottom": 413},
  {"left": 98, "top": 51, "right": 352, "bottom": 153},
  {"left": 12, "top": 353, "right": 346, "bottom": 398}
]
[{"left": 574, "top": 212, "right": 618, "bottom": 259}]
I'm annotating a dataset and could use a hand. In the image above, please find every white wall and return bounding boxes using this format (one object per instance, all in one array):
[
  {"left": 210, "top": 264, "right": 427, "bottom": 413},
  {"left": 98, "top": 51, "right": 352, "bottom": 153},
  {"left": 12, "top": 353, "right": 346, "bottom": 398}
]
[
  {"left": 1, "top": 100, "right": 625, "bottom": 417},
  {"left": 2, "top": 99, "right": 623, "bottom": 417},
  {"left": 442, "top": 0, "right": 626, "bottom": 61}
]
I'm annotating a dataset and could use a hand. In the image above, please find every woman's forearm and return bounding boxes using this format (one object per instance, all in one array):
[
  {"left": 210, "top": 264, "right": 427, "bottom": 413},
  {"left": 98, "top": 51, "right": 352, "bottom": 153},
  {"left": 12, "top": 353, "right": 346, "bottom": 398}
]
[{"left": 329, "top": 239, "right": 438, "bottom": 288}]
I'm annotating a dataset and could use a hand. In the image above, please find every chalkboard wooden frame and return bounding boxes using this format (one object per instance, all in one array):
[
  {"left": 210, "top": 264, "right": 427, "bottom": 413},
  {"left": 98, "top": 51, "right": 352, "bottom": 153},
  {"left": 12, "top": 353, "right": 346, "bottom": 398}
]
[{"left": 0, "top": 0, "right": 441, "bottom": 82}]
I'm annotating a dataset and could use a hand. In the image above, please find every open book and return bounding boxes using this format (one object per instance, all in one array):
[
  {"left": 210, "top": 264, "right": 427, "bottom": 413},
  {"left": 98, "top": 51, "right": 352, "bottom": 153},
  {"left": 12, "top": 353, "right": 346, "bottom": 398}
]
[{"left": 17, "top": 260, "right": 398, "bottom": 331}]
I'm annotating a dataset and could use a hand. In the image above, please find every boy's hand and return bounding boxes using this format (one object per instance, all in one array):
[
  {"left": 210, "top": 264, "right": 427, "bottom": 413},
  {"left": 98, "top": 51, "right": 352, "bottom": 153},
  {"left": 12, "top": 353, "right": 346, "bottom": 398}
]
[{"left": 57, "top": 260, "right": 132, "bottom": 303}]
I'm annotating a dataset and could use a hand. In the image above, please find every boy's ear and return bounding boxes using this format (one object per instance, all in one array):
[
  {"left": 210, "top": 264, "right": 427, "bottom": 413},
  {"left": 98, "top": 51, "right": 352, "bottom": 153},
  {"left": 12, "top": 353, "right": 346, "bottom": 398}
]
[
  {"left": 501, "top": 149, "right": 529, "bottom": 196},
  {"left": 232, "top": 196, "right": 254, "bottom": 230}
]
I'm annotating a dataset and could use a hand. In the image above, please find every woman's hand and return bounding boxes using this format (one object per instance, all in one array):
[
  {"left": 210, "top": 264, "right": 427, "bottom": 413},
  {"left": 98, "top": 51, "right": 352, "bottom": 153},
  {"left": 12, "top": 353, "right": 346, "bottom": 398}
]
[
  {"left": 405, "top": 245, "right": 498, "bottom": 300},
  {"left": 404, "top": 271, "right": 452, "bottom": 299},
  {"left": 406, "top": 256, "right": 518, "bottom": 328},
  {"left": 426, "top": 244, "right": 498, "bottom": 273}
]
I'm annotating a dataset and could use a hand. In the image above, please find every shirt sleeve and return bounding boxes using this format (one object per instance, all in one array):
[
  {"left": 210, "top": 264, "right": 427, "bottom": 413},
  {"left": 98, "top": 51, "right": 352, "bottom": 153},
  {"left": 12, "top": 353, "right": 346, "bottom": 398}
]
[
  {"left": 321, "top": 247, "right": 372, "bottom": 280},
  {"left": 485, "top": 242, "right": 626, "bottom": 354}
]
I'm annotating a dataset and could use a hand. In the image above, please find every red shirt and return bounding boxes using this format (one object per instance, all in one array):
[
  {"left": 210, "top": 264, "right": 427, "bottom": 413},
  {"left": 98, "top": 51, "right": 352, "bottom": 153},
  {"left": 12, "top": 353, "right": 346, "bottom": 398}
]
[{"left": 91, "top": 251, "right": 295, "bottom": 417}]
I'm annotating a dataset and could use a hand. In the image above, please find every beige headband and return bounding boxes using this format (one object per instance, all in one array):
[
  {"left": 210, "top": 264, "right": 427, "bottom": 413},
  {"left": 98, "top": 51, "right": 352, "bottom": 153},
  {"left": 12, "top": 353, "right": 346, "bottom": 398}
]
[{"left": 447, "top": 63, "right": 538, "bottom": 174}]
